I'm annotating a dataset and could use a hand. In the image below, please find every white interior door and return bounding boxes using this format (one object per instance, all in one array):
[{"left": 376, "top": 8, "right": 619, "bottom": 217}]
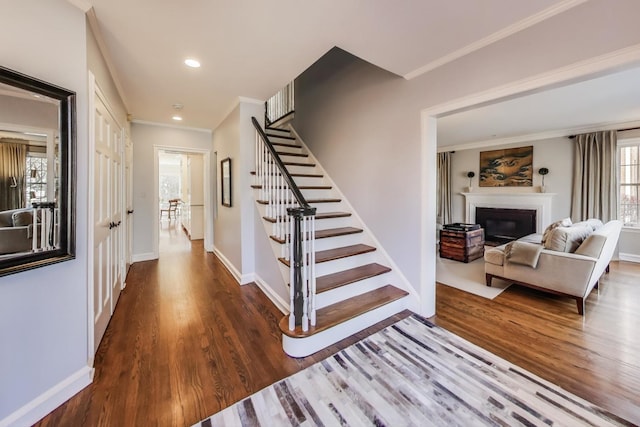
[
  {"left": 93, "top": 89, "right": 123, "bottom": 352},
  {"left": 124, "top": 135, "right": 133, "bottom": 273}
]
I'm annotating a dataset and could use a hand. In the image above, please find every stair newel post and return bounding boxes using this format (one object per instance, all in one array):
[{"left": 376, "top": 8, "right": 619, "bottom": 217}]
[
  {"left": 309, "top": 215, "right": 316, "bottom": 326},
  {"left": 301, "top": 214, "right": 309, "bottom": 332},
  {"left": 288, "top": 207, "right": 305, "bottom": 330}
]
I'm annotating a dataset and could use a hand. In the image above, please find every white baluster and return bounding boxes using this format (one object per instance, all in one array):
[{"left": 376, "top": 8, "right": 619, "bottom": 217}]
[
  {"left": 32, "top": 208, "right": 38, "bottom": 252},
  {"left": 309, "top": 216, "right": 316, "bottom": 326}
]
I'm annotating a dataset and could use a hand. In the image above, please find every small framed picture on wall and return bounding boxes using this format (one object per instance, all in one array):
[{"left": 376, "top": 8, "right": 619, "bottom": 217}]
[{"left": 221, "top": 157, "right": 232, "bottom": 207}]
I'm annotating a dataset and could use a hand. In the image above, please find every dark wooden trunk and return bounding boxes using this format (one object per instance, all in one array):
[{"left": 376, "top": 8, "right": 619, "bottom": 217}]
[{"left": 439, "top": 228, "right": 485, "bottom": 263}]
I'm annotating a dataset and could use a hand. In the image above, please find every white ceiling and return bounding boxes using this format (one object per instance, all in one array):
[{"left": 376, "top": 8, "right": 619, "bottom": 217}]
[
  {"left": 437, "top": 64, "right": 640, "bottom": 150},
  {"left": 83, "top": 0, "right": 571, "bottom": 130}
]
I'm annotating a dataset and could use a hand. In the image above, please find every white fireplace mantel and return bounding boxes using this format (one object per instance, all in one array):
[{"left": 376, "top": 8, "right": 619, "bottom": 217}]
[{"left": 462, "top": 192, "right": 556, "bottom": 233}]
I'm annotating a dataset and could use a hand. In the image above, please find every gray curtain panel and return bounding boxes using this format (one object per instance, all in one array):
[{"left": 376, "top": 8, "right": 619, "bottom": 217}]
[
  {"left": 437, "top": 152, "right": 452, "bottom": 225},
  {"left": 571, "top": 131, "right": 618, "bottom": 222},
  {"left": 0, "top": 140, "right": 27, "bottom": 211}
]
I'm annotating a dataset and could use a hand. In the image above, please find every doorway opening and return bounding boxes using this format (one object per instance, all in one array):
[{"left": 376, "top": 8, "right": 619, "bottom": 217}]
[{"left": 158, "top": 150, "right": 205, "bottom": 254}]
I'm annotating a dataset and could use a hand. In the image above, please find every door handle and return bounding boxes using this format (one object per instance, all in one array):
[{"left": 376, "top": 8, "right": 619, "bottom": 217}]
[
  {"left": 127, "top": 210, "right": 134, "bottom": 215},
  {"left": 108, "top": 222, "right": 115, "bottom": 229},
  {"left": 117, "top": 221, "right": 122, "bottom": 227}
]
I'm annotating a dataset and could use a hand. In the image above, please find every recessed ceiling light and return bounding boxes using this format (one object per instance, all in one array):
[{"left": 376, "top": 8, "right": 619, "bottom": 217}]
[
  {"left": 172, "top": 116, "right": 183, "bottom": 121},
  {"left": 184, "top": 59, "right": 201, "bottom": 68}
]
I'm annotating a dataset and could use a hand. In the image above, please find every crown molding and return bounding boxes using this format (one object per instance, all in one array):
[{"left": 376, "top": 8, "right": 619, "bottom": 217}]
[
  {"left": 405, "top": 0, "right": 588, "bottom": 80},
  {"left": 66, "top": 0, "right": 91, "bottom": 12},
  {"left": 437, "top": 119, "right": 640, "bottom": 153},
  {"left": 86, "top": 8, "right": 130, "bottom": 110},
  {"left": 131, "top": 119, "right": 212, "bottom": 134}
]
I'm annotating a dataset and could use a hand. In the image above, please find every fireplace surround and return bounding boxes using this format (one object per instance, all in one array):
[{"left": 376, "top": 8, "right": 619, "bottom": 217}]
[{"left": 462, "top": 192, "right": 555, "bottom": 235}]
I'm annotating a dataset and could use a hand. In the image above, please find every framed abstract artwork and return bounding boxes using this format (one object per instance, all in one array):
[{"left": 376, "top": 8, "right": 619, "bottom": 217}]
[{"left": 479, "top": 146, "right": 533, "bottom": 187}]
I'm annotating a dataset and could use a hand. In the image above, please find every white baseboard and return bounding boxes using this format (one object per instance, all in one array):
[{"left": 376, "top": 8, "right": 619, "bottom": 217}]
[
  {"left": 619, "top": 253, "right": 640, "bottom": 263},
  {"left": 240, "top": 273, "right": 255, "bottom": 285},
  {"left": 213, "top": 247, "right": 242, "bottom": 284},
  {"left": 254, "top": 274, "right": 289, "bottom": 314},
  {"left": 0, "top": 366, "right": 93, "bottom": 427},
  {"left": 131, "top": 252, "right": 157, "bottom": 263}
]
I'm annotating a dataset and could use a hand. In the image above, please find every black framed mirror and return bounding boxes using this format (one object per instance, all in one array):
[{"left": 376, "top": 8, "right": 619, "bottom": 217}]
[{"left": 0, "top": 66, "right": 75, "bottom": 276}]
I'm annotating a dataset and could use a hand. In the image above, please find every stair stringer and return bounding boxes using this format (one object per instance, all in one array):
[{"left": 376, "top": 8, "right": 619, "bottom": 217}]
[{"left": 286, "top": 124, "right": 421, "bottom": 313}]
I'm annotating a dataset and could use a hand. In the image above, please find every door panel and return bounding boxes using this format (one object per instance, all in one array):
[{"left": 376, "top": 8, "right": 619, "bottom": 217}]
[{"left": 93, "top": 91, "right": 123, "bottom": 353}]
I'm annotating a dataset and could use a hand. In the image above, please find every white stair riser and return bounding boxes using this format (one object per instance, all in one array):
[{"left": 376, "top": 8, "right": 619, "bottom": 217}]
[
  {"left": 273, "top": 145, "right": 304, "bottom": 154},
  {"left": 312, "top": 217, "right": 356, "bottom": 230},
  {"left": 267, "top": 134, "right": 297, "bottom": 142},
  {"left": 281, "top": 296, "right": 409, "bottom": 358},
  {"left": 286, "top": 164, "right": 320, "bottom": 175},
  {"left": 292, "top": 176, "right": 326, "bottom": 186},
  {"left": 300, "top": 189, "right": 334, "bottom": 199},
  {"left": 313, "top": 252, "right": 378, "bottom": 277},
  {"left": 278, "top": 153, "right": 309, "bottom": 161},
  {"left": 311, "top": 233, "right": 364, "bottom": 252},
  {"left": 308, "top": 202, "right": 344, "bottom": 213},
  {"left": 315, "top": 274, "right": 392, "bottom": 309}
]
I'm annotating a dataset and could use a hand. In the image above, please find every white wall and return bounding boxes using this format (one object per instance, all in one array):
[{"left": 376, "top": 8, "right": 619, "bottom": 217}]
[
  {"left": 293, "top": 0, "right": 640, "bottom": 303},
  {"left": 130, "top": 123, "right": 212, "bottom": 258},
  {"left": 212, "top": 106, "right": 242, "bottom": 274},
  {"left": 212, "top": 100, "right": 266, "bottom": 283},
  {"left": 448, "top": 137, "right": 574, "bottom": 223},
  {"left": 0, "top": 0, "right": 90, "bottom": 424}
]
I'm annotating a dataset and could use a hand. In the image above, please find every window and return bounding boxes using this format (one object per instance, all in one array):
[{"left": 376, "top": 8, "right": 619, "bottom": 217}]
[
  {"left": 25, "top": 153, "right": 47, "bottom": 205},
  {"left": 619, "top": 142, "right": 640, "bottom": 227}
]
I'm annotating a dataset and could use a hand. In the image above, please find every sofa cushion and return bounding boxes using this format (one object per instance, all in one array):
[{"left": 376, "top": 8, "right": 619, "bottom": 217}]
[
  {"left": 575, "top": 234, "right": 607, "bottom": 258},
  {"left": 544, "top": 224, "right": 592, "bottom": 253},
  {"left": 484, "top": 247, "right": 505, "bottom": 266},
  {"left": 541, "top": 217, "right": 572, "bottom": 244},
  {"left": 573, "top": 218, "right": 604, "bottom": 232},
  {"left": 12, "top": 210, "right": 32, "bottom": 227}
]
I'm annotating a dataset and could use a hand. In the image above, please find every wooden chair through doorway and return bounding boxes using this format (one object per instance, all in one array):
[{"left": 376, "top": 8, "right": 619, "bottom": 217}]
[{"left": 160, "top": 198, "right": 180, "bottom": 220}]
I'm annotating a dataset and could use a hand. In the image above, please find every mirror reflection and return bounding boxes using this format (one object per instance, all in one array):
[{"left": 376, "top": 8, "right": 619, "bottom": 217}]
[{"left": 0, "top": 67, "right": 74, "bottom": 275}]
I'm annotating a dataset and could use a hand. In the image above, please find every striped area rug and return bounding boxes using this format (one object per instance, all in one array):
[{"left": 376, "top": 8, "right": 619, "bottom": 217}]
[{"left": 195, "top": 315, "right": 634, "bottom": 426}]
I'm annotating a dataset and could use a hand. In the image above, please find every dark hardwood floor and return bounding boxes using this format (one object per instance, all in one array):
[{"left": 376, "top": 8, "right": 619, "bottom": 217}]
[{"left": 35, "top": 222, "right": 640, "bottom": 425}]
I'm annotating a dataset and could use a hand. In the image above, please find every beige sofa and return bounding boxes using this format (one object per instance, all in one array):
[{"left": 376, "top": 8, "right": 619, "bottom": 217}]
[
  {"left": 0, "top": 208, "right": 34, "bottom": 255},
  {"left": 484, "top": 219, "right": 622, "bottom": 315}
]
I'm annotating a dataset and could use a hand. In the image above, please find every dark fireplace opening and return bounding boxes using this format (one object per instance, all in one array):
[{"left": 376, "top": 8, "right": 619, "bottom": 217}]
[{"left": 475, "top": 207, "right": 536, "bottom": 245}]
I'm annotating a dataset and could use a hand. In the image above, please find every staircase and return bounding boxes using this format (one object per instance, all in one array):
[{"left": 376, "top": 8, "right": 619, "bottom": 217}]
[{"left": 252, "top": 118, "right": 412, "bottom": 358}]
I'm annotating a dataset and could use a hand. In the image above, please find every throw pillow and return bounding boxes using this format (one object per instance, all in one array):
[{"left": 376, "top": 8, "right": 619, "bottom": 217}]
[
  {"left": 504, "top": 241, "right": 543, "bottom": 268},
  {"left": 544, "top": 224, "right": 592, "bottom": 253},
  {"left": 12, "top": 210, "right": 33, "bottom": 227},
  {"left": 541, "top": 217, "right": 572, "bottom": 244}
]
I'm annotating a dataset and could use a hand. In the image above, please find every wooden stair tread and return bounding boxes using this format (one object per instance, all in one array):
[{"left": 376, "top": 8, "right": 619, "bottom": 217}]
[
  {"left": 278, "top": 244, "right": 376, "bottom": 267},
  {"left": 263, "top": 211, "right": 351, "bottom": 223},
  {"left": 283, "top": 161, "right": 315, "bottom": 167},
  {"left": 277, "top": 152, "right": 308, "bottom": 157},
  {"left": 250, "top": 171, "right": 323, "bottom": 178},
  {"left": 266, "top": 134, "right": 296, "bottom": 140},
  {"left": 271, "top": 141, "right": 300, "bottom": 148},
  {"left": 270, "top": 227, "right": 363, "bottom": 244},
  {"left": 251, "top": 185, "right": 331, "bottom": 190},
  {"left": 257, "top": 198, "right": 340, "bottom": 205},
  {"left": 279, "top": 285, "right": 408, "bottom": 338},
  {"left": 316, "top": 263, "right": 392, "bottom": 293}
]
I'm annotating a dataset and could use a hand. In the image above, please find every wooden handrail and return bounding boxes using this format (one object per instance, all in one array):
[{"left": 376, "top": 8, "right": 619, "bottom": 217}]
[{"left": 251, "top": 117, "right": 315, "bottom": 216}]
